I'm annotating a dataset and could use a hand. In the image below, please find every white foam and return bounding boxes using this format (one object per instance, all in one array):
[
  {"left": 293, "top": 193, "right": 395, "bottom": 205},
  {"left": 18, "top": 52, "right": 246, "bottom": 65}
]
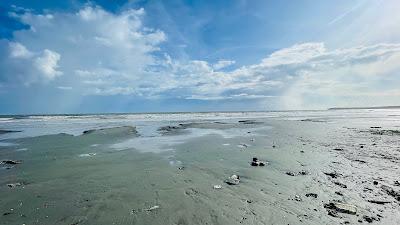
[{"left": 79, "top": 153, "right": 97, "bottom": 157}]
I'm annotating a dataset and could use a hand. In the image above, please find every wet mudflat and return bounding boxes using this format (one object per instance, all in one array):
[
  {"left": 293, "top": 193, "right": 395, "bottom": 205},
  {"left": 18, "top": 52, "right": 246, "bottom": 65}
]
[{"left": 0, "top": 111, "right": 400, "bottom": 225}]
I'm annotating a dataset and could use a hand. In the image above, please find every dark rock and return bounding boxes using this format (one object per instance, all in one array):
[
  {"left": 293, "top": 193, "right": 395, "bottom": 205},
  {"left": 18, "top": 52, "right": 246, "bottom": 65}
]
[
  {"left": 394, "top": 181, "right": 400, "bottom": 186},
  {"left": 333, "top": 148, "right": 344, "bottom": 151},
  {"left": 305, "top": 193, "right": 318, "bottom": 198},
  {"left": 299, "top": 170, "right": 309, "bottom": 175},
  {"left": 333, "top": 181, "right": 347, "bottom": 188},
  {"left": 251, "top": 161, "right": 259, "bottom": 166},
  {"left": 0, "top": 160, "right": 22, "bottom": 165},
  {"left": 373, "top": 181, "right": 378, "bottom": 185},
  {"left": 370, "top": 126, "right": 382, "bottom": 129},
  {"left": 251, "top": 157, "right": 266, "bottom": 167},
  {"left": 286, "top": 171, "right": 296, "bottom": 176}
]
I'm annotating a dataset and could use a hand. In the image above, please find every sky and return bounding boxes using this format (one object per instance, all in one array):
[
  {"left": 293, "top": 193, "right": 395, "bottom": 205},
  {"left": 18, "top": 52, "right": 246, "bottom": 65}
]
[{"left": 1, "top": 0, "right": 400, "bottom": 114}]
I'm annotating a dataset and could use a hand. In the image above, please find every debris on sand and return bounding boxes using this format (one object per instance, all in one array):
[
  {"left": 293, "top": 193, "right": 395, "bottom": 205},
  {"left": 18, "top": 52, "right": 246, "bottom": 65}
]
[
  {"left": 367, "top": 199, "right": 392, "bottom": 205},
  {"left": 333, "top": 148, "right": 344, "bottom": 151},
  {"left": 294, "top": 195, "right": 302, "bottom": 201},
  {"left": 157, "top": 125, "right": 182, "bottom": 132},
  {"left": 7, "top": 182, "right": 22, "bottom": 188},
  {"left": 225, "top": 174, "right": 240, "bottom": 185},
  {"left": 131, "top": 205, "right": 161, "bottom": 214},
  {"left": 394, "top": 181, "right": 400, "bottom": 186},
  {"left": 144, "top": 205, "right": 160, "bottom": 212},
  {"left": 213, "top": 185, "right": 222, "bottom": 189},
  {"left": 370, "top": 126, "right": 382, "bottom": 129},
  {"left": 0, "top": 160, "right": 22, "bottom": 165},
  {"left": 363, "top": 215, "right": 380, "bottom": 223},
  {"left": 324, "top": 202, "right": 357, "bottom": 216},
  {"left": 238, "top": 120, "right": 262, "bottom": 124},
  {"left": 286, "top": 170, "right": 309, "bottom": 176},
  {"left": 324, "top": 171, "right": 341, "bottom": 179},
  {"left": 237, "top": 143, "right": 249, "bottom": 148},
  {"left": 368, "top": 129, "right": 400, "bottom": 136},
  {"left": 335, "top": 191, "right": 343, "bottom": 196},
  {"left": 381, "top": 185, "right": 400, "bottom": 201},
  {"left": 251, "top": 157, "right": 266, "bottom": 167},
  {"left": 333, "top": 181, "right": 347, "bottom": 188},
  {"left": 305, "top": 193, "right": 318, "bottom": 198}
]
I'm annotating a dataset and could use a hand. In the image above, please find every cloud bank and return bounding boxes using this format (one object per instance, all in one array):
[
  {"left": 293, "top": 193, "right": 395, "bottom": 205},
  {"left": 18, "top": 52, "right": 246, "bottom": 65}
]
[{"left": 1, "top": 5, "right": 400, "bottom": 110}]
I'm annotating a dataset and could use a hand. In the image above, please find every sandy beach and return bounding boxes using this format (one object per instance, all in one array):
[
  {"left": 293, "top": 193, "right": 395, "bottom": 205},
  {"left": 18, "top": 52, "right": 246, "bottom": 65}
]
[{"left": 1, "top": 110, "right": 400, "bottom": 225}]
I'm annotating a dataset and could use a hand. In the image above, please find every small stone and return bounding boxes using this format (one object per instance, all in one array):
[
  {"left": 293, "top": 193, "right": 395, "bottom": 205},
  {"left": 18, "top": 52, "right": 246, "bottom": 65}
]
[
  {"left": 305, "top": 193, "right": 318, "bottom": 198},
  {"left": 225, "top": 174, "right": 240, "bottom": 185}
]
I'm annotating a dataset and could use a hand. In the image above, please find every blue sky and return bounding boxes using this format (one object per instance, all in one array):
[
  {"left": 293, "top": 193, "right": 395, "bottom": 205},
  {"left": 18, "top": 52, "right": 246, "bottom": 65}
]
[{"left": 1, "top": 0, "right": 400, "bottom": 114}]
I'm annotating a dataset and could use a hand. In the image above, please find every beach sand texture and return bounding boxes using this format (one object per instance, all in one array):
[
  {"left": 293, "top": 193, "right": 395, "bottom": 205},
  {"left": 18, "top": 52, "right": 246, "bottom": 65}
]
[{"left": 0, "top": 110, "right": 400, "bottom": 225}]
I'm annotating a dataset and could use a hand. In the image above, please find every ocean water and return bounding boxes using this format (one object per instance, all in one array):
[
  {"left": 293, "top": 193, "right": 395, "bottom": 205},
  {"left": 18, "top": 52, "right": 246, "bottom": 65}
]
[{"left": 1, "top": 109, "right": 400, "bottom": 225}]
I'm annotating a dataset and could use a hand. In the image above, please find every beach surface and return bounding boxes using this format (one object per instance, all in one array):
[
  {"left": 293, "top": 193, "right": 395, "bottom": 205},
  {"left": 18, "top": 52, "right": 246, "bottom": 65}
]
[{"left": 1, "top": 110, "right": 400, "bottom": 225}]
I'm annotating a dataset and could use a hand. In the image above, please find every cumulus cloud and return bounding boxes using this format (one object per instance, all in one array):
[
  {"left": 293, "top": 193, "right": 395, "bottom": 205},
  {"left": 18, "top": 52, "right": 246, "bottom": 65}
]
[
  {"left": 34, "top": 49, "right": 62, "bottom": 79},
  {"left": 1, "top": 5, "right": 400, "bottom": 110},
  {"left": 1, "top": 5, "right": 166, "bottom": 90},
  {"left": 166, "top": 42, "right": 400, "bottom": 108}
]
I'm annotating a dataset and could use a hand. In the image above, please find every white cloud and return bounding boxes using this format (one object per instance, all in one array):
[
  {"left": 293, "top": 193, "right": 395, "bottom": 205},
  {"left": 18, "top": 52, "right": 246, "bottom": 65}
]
[
  {"left": 9, "top": 42, "right": 32, "bottom": 58},
  {"left": 1, "top": 5, "right": 400, "bottom": 109},
  {"left": 34, "top": 49, "right": 62, "bottom": 79},
  {"left": 213, "top": 60, "right": 235, "bottom": 70},
  {"left": 1, "top": 5, "right": 166, "bottom": 90}
]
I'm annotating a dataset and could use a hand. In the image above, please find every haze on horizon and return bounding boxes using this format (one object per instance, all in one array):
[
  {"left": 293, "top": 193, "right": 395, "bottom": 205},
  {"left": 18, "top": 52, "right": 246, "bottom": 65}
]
[{"left": 1, "top": 0, "right": 400, "bottom": 114}]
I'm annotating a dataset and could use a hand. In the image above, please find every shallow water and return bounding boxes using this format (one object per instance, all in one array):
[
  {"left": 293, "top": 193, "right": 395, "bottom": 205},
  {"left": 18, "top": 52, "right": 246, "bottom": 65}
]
[{"left": 1, "top": 110, "right": 400, "bottom": 225}]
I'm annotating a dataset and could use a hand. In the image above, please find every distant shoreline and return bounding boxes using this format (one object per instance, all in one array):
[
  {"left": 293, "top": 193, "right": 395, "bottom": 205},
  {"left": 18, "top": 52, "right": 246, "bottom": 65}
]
[
  {"left": 328, "top": 106, "right": 400, "bottom": 110},
  {"left": 1, "top": 106, "right": 400, "bottom": 116}
]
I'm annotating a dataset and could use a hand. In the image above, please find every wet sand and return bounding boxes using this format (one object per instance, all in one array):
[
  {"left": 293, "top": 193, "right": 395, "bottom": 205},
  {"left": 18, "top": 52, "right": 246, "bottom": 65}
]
[{"left": 0, "top": 112, "right": 400, "bottom": 225}]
